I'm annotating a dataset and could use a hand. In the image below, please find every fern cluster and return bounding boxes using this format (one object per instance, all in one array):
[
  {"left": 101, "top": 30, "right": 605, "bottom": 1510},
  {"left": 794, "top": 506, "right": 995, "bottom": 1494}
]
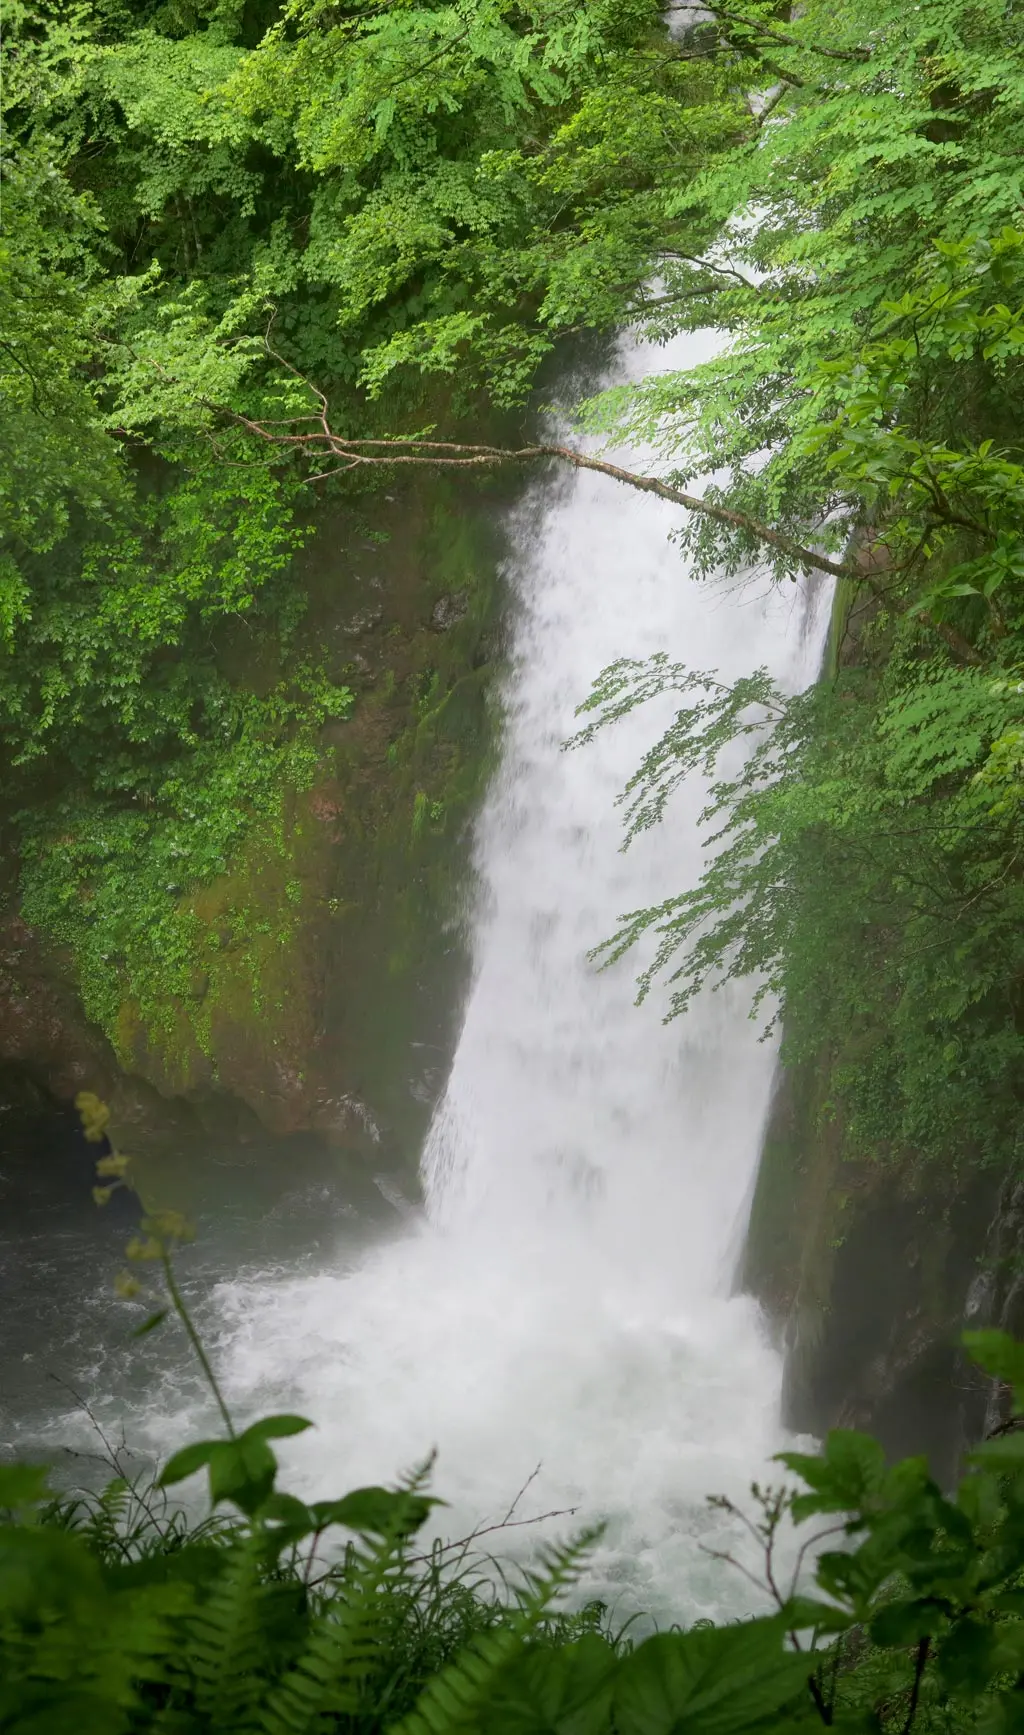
[
  {"left": 8, "top": 1325, "right": 1024, "bottom": 1732},
  {"left": 8, "top": 1154, "right": 1024, "bottom": 1735}
]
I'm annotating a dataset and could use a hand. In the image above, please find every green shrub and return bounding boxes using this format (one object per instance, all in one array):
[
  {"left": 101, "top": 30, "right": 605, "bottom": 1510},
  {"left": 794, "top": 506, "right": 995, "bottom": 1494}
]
[
  {"left": 11, "top": 1325, "right": 1024, "bottom": 1732},
  {"left": 7, "top": 1114, "right": 1024, "bottom": 1733}
]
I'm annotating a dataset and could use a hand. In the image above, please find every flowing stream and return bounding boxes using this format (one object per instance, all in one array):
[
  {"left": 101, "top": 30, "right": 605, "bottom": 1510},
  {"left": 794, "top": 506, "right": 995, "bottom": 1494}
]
[{"left": 157, "top": 327, "right": 830, "bottom": 1620}]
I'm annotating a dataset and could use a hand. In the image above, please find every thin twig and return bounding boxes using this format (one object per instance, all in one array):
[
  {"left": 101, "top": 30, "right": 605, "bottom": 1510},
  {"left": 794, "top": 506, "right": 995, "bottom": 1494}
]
[
  {"left": 787, "top": 1521, "right": 853, "bottom": 1603},
  {"left": 901, "top": 1636, "right": 931, "bottom": 1734},
  {"left": 406, "top": 1503, "right": 579, "bottom": 1568},
  {"left": 46, "top": 1371, "right": 129, "bottom": 1477},
  {"left": 669, "top": 3, "right": 871, "bottom": 62},
  {"left": 500, "top": 1464, "right": 543, "bottom": 1528},
  {"left": 699, "top": 1541, "right": 772, "bottom": 1598}
]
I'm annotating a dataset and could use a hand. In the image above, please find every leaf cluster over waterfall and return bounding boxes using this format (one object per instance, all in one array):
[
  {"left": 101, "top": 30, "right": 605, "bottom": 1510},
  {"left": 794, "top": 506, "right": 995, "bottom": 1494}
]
[{"left": 567, "top": 0, "right": 1024, "bottom": 1181}]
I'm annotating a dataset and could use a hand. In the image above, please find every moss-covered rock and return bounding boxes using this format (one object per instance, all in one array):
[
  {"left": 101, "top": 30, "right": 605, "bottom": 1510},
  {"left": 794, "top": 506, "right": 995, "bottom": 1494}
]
[
  {"left": 741, "top": 563, "right": 1010, "bottom": 1477},
  {"left": 742, "top": 1056, "right": 997, "bottom": 1480},
  {"left": 0, "top": 469, "right": 510, "bottom": 1183}
]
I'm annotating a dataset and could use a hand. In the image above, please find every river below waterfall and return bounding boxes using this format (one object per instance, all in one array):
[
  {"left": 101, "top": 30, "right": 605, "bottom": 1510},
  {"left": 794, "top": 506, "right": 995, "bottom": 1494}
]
[{"left": 1, "top": 327, "right": 828, "bottom": 1623}]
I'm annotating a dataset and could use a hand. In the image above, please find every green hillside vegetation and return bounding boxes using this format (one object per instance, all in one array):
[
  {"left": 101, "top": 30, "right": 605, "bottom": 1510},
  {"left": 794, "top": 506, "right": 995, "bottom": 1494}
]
[
  {"left": 7, "top": 0, "right": 1024, "bottom": 1167},
  {"left": 0, "top": 0, "right": 734, "bottom": 1059}
]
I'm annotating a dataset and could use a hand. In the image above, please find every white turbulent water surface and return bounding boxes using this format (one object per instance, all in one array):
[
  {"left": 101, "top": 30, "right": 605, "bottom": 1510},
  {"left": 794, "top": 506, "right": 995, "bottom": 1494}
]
[{"left": 156, "top": 331, "right": 826, "bottom": 1621}]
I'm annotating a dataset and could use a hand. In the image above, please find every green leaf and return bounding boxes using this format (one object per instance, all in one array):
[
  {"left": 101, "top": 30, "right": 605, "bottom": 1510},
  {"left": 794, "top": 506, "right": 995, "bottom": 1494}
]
[
  {"left": 133, "top": 1309, "right": 168, "bottom": 1338},
  {"left": 206, "top": 1437, "right": 278, "bottom": 1515},
  {"left": 261, "top": 1492, "right": 313, "bottom": 1526},
  {"left": 242, "top": 1414, "right": 313, "bottom": 1442},
  {"left": 782, "top": 1595, "right": 854, "bottom": 1637},
  {"left": 486, "top": 1634, "right": 618, "bottom": 1734},
  {"left": 159, "top": 1417, "right": 312, "bottom": 1511},
  {"left": 613, "top": 1619, "right": 809, "bottom": 1735},
  {"left": 0, "top": 1464, "right": 51, "bottom": 1512},
  {"left": 779, "top": 1430, "right": 886, "bottom": 1521},
  {"left": 309, "top": 1485, "right": 440, "bottom": 1537},
  {"left": 0, "top": 1528, "right": 102, "bottom": 1615},
  {"left": 259, "top": 1492, "right": 316, "bottom": 1555},
  {"left": 198, "top": 1417, "right": 312, "bottom": 1516},
  {"left": 158, "top": 1439, "right": 220, "bottom": 1488},
  {"left": 870, "top": 1599, "right": 950, "bottom": 1648},
  {"left": 970, "top": 1430, "right": 1024, "bottom": 1470},
  {"left": 939, "top": 1619, "right": 997, "bottom": 1694},
  {"left": 0, "top": 1685, "right": 128, "bottom": 1732},
  {"left": 105, "top": 1541, "right": 231, "bottom": 1591},
  {"left": 964, "top": 1331, "right": 1024, "bottom": 1413}
]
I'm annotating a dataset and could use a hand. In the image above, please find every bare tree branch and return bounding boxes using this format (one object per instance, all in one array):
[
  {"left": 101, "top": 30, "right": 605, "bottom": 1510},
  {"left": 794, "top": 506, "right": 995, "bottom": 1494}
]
[
  {"left": 223, "top": 398, "right": 859, "bottom": 582},
  {"left": 105, "top": 329, "right": 988, "bottom": 668},
  {"left": 666, "top": 3, "right": 871, "bottom": 63}
]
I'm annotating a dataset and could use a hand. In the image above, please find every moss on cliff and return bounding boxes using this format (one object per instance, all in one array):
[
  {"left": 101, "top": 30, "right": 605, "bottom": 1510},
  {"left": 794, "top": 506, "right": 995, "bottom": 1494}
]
[
  {"left": 740, "top": 587, "right": 1005, "bottom": 1475},
  {"left": 3, "top": 468, "right": 508, "bottom": 1161}
]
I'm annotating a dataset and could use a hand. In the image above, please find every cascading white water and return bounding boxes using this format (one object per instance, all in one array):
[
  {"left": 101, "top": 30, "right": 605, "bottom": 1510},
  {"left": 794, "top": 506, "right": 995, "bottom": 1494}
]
[{"left": 186, "top": 328, "right": 828, "bottom": 1620}]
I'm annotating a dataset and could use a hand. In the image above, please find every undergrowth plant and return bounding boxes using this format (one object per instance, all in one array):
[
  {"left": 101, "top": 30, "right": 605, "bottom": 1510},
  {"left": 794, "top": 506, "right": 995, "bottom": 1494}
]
[{"left": 3, "top": 1097, "right": 1024, "bottom": 1731}]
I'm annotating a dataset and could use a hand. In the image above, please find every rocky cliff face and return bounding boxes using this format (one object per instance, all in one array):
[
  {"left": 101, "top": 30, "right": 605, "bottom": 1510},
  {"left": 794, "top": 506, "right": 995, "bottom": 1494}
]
[
  {"left": 741, "top": 1058, "right": 1001, "bottom": 1482},
  {"left": 740, "top": 574, "right": 1022, "bottom": 1479},
  {"left": 0, "top": 472, "right": 508, "bottom": 1197}
]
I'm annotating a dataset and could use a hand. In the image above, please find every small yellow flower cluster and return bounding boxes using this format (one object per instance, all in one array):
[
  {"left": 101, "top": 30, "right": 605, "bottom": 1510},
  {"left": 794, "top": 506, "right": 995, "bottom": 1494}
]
[
  {"left": 75, "top": 1089, "right": 110, "bottom": 1144},
  {"left": 75, "top": 1087, "right": 194, "bottom": 1310}
]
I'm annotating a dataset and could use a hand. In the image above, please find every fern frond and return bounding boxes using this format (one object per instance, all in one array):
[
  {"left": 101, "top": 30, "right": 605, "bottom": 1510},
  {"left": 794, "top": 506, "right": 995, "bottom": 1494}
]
[
  {"left": 260, "top": 1533, "right": 401, "bottom": 1735},
  {"left": 79, "top": 1478, "right": 134, "bottom": 1565},
  {"left": 385, "top": 1624, "right": 522, "bottom": 1735},
  {"left": 390, "top": 1527, "right": 603, "bottom": 1735},
  {"left": 186, "top": 1531, "right": 269, "bottom": 1729},
  {"left": 515, "top": 1526, "right": 605, "bottom": 1623}
]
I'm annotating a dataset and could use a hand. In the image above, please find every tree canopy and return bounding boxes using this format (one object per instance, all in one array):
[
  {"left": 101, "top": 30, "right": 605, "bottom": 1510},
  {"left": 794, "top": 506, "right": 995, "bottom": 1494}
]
[
  {"left": 6, "top": 0, "right": 1024, "bottom": 1157},
  {"left": 0, "top": 0, "right": 737, "bottom": 1054}
]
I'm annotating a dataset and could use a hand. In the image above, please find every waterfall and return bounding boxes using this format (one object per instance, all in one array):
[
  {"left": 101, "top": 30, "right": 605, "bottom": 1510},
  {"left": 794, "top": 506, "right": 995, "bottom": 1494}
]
[{"left": 198, "top": 328, "right": 829, "bottom": 1620}]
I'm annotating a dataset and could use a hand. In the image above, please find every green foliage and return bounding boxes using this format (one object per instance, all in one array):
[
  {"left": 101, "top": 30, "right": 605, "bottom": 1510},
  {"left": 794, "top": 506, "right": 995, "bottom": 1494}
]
[
  {"left": 574, "top": 632, "right": 1024, "bottom": 1171},
  {"left": 560, "top": 3, "right": 1024, "bottom": 1179},
  {"left": 18, "top": 675, "right": 350, "bottom": 1058},
  {"left": 577, "top": 0, "right": 1024, "bottom": 580},
  {"left": 11, "top": 1130, "right": 1024, "bottom": 1733},
  {"left": 0, "top": 0, "right": 743, "bottom": 1050},
  {"left": 0, "top": 111, "right": 354, "bottom": 1055},
  {"left": 15, "top": 1296, "right": 1024, "bottom": 1732},
  {"left": 34, "top": 1139, "right": 1024, "bottom": 1735},
  {"left": 4, "top": 0, "right": 737, "bottom": 429},
  {"left": 11, "top": 0, "right": 1024, "bottom": 1163}
]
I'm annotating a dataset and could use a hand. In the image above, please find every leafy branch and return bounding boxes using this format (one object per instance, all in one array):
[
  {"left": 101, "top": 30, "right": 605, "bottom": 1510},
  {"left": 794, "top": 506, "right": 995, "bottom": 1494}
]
[
  {"left": 667, "top": 2, "right": 872, "bottom": 65},
  {"left": 192, "top": 331, "right": 860, "bottom": 586}
]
